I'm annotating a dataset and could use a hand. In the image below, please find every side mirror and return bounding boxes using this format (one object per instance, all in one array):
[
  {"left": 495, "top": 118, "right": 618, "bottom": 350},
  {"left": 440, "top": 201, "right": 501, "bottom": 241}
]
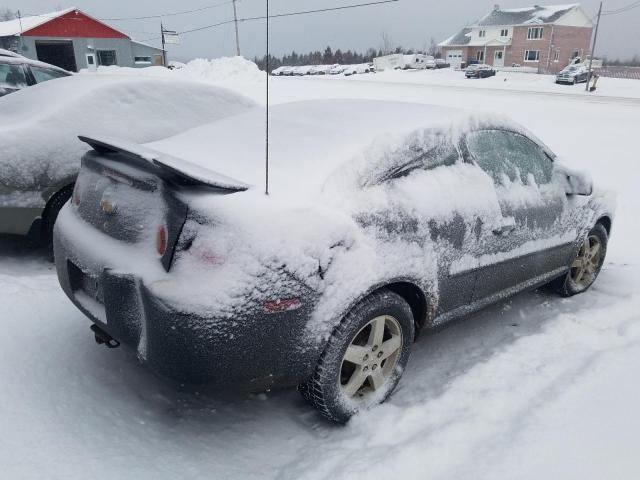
[{"left": 557, "top": 167, "right": 593, "bottom": 196}]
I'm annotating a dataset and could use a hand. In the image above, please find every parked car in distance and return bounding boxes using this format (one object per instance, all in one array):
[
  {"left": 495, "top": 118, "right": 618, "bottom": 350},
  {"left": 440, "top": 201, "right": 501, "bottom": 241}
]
[
  {"left": 435, "top": 58, "right": 450, "bottom": 69},
  {"left": 0, "top": 77, "right": 256, "bottom": 244},
  {"left": 54, "top": 99, "right": 614, "bottom": 423},
  {"left": 293, "top": 65, "right": 313, "bottom": 76},
  {"left": 309, "top": 65, "right": 336, "bottom": 75},
  {"left": 556, "top": 64, "right": 589, "bottom": 85},
  {"left": 465, "top": 64, "right": 497, "bottom": 79},
  {"left": 344, "top": 64, "right": 372, "bottom": 76},
  {"left": 0, "top": 55, "right": 70, "bottom": 97},
  {"left": 279, "top": 66, "right": 296, "bottom": 76},
  {"left": 270, "top": 66, "right": 286, "bottom": 76},
  {"left": 329, "top": 64, "right": 349, "bottom": 75}
]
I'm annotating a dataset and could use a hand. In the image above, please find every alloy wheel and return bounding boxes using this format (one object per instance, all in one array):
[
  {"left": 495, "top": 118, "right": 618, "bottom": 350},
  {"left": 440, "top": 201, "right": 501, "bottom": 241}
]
[
  {"left": 570, "top": 234, "right": 603, "bottom": 289},
  {"left": 339, "top": 315, "right": 403, "bottom": 401}
]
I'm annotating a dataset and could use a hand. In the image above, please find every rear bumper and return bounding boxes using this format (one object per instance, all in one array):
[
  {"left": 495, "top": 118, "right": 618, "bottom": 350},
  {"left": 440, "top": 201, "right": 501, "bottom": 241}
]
[{"left": 53, "top": 212, "right": 323, "bottom": 390}]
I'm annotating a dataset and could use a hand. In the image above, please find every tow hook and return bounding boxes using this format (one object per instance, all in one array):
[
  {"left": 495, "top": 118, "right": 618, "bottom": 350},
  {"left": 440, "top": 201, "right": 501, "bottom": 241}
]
[{"left": 90, "top": 324, "right": 120, "bottom": 349}]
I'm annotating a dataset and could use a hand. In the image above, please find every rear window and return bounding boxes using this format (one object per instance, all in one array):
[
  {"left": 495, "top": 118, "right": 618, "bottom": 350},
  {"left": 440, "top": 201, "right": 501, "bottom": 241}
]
[{"left": 0, "top": 63, "right": 27, "bottom": 88}]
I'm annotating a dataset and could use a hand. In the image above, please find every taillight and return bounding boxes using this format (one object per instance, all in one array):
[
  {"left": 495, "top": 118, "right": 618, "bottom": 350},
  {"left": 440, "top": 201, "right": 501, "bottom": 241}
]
[
  {"left": 263, "top": 298, "right": 302, "bottom": 314},
  {"left": 156, "top": 225, "right": 168, "bottom": 257}
]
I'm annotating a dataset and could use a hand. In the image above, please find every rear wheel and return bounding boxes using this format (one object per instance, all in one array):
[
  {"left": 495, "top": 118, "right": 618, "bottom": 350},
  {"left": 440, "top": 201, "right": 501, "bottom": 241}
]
[
  {"left": 299, "top": 290, "right": 414, "bottom": 423},
  {"left": 41, "top": 185, "right": 74, "bottom": 247},
  {"left": 553, "top": 223, "right": 608, "bottom": 296}
]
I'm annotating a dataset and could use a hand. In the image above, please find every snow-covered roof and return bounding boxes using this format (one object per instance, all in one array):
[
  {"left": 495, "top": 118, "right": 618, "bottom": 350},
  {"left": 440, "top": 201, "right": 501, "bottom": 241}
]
[
  {"left": 476, "top": 4, "right": 581, "bottom": 26},
  {"left": 0, "top": 7, "right": 76, "bottom": 37},
  {"left": 439, "top": 28, "right": 472, "bottom": 47},
  {"left": 146, "top": 100, "right": 511, "bottom": 204}
]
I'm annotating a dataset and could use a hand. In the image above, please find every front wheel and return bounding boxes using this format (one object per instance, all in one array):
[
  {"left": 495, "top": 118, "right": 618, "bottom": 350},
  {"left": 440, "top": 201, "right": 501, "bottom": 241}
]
[
  {"left": 299, "top": 290, "right": 415, "bottom": 423},
  {"left": 553, "top": 223, "right": 608, "bottom": 297}
]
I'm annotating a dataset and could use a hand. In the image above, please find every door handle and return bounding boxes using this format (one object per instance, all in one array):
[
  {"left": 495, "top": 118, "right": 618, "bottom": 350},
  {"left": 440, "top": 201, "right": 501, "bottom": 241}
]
[{"left": 493, "top": 218, "right": 516, "bottom": 236}]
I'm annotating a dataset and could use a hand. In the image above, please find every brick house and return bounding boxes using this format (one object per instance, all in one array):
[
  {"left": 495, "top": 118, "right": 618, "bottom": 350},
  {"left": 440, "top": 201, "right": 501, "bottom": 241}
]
[{"left": 439, "top": 4, "right": 594, "bottom": 73}]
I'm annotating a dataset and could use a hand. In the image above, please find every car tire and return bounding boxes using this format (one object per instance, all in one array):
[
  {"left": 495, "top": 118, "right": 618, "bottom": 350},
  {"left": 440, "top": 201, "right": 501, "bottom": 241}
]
[
  {"left": 41, "top": 184, "right": 74, "bottom": 247},
  {"left": 299, "top": 289, "right": 415, "bottom": 423},
  {"left": 552, "top": 223, "right": 608, "bottom": 297}
]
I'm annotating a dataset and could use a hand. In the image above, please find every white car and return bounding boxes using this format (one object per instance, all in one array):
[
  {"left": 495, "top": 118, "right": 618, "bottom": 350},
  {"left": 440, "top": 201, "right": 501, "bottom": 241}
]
[
  {"left": 270, "top": 66, "right": 288, "bottom": 76},
  {"left": 293, "top": 66, "right": 313, "bottom": 76},
  {"left": 329, "top": 65, "right": 349, "bottom": 75},
  {"left": 0, "top": 76, "right": 256, "bottom": 242},
  {"left": 344, "top": 64, "right": 370, "bottom": 76},
  {"left": 309, "top": 65, "right": 335, "bottom": 75}
]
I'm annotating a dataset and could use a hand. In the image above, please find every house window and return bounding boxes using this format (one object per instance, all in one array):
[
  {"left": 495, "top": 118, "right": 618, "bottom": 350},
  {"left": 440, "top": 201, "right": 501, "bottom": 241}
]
[
  {"left": 479, "top": 30, "right": 486, "bottom": 38},
  {"left": 554, "top": 50, "right": 560, "bottom": 62},
  {"left": 97, "top": 50, "right": 117, "bottom": 66},
  {"left": 500, "top": 29, "right": 509, "bottom": 37},
  {"left": 476, "top": 50, "right": 484, "bottom": 61},
  {"left": 524, "top": 50, "right": 540, "bottom": 62},
  {"left": 527, "top": 27, "right": 544, "bottom": 40},
  {"left": 134, "top": 56, "right": 152, "bottom": 64}
]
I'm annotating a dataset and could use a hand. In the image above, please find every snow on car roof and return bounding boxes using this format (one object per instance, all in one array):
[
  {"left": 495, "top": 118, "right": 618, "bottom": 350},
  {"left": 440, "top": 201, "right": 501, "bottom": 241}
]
[
  {"left": 147, "top": 100, "right": 521, "bottom": 204},
  {"left": 0, "top": 74, "right": 257, "bottom": 191}
]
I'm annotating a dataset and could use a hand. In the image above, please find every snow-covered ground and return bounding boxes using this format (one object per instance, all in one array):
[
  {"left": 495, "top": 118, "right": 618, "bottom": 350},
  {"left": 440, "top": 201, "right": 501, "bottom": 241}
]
[{"left": 2, "top": 60, "right": 640, "bottom": 479}]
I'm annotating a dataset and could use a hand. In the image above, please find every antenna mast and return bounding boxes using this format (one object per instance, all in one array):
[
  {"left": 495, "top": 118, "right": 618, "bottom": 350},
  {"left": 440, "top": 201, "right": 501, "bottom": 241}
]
[
  {"left": 232, "top": 0, "right": 241, "bottom": 56},
  {"left": 265, "top": 0, "right": 270, "bottom": 196}
]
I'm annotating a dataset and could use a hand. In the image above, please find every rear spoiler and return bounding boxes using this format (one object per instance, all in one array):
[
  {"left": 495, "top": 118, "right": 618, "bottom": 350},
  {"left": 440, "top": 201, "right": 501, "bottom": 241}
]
[{"left": 79, "top": 135, "right": 250, "bottom": 194}]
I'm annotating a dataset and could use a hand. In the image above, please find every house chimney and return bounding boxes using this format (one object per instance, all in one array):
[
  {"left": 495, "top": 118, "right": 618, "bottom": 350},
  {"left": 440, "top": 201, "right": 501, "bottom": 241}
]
[{"left": 494, "top": 4, "right": 500, "bottom": 11}]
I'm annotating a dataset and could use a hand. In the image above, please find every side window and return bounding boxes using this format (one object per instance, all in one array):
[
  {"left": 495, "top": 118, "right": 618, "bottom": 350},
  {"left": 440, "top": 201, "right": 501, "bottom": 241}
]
[
  {"left": 466, "top": 130, "right": 553, "bottom": 186},
  {"left": 0, "top": 63, "right": 27, "bottom": 87},
  {"left": 377, "top": 142, "right": 460, "bottom": 184},
  {"left": 30, "top": 66, "right": 68, "bottom": 83}
]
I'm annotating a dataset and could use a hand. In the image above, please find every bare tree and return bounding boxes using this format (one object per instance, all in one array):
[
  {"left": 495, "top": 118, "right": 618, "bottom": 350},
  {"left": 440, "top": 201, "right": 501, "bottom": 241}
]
[
  {"left": 427, "top": 37, "right": 438, "bottom": 57},
  {"left": 0, "top": 7, "right": 17, "bottom": 21},
  {"left": 380, "top": 31, "right": 394, "bottom": 55}
]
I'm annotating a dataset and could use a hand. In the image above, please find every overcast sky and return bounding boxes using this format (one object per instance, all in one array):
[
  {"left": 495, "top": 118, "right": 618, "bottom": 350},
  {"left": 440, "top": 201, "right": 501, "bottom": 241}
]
[{"left": 6, "top": 0, "right": 640, "bottom": 61}]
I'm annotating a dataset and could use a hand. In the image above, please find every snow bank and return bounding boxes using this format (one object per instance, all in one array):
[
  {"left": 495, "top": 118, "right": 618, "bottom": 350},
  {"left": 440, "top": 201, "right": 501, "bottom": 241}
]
[{"left": 87, "top": 56, "right": 266, "bottom": 103}]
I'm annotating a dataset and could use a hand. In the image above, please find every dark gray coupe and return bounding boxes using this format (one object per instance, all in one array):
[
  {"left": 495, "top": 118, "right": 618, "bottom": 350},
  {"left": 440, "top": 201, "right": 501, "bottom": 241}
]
[{"left": 54, "top": 100, "right": 614, "bottom": 423}]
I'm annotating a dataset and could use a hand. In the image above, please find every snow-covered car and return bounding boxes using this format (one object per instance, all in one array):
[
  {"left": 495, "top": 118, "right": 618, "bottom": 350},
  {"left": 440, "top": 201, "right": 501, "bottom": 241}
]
[
  {"left": 280, "top": 66, "right": 296, "bottom": 76},
  {"left": 0, "top": 55, "right": 70, "bottom": 97},
  {"left": 0, "top": 48, "right": 23, "bottom": 58},
  {"left": 309, "top": 65, "right": 335, "bottom": 75},
  {"left": 0, "top": 76, "right": 255, "bottom": 243},
  {"left": 343, "top": 64, "right": 370, "bottom": 76},
  {"left": 270, "top": 66, "right": 288, "bottom": 76},
  {"left": 329, "top": 64, "right": 349, "bottom": 75},
  {"left": 293, "top": 65, "right": 313, "bottom": 76},
  {"left": 54, "top": 99, "right": 614, "bottom": 423},
  {"left": 465, "top": 64, "right": 497, "bottom": 78},
  {"left": 556, "top": 65, "right": 589, "bottom": 85}
]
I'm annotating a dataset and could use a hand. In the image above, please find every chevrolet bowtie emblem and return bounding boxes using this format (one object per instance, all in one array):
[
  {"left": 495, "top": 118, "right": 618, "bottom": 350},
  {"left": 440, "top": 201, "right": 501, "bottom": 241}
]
[{"left": 100, "top": 199, "right": 117, "bottom": 214}]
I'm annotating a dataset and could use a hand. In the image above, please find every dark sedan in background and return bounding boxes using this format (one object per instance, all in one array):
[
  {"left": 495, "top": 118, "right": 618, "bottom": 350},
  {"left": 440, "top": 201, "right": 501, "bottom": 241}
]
[
  {"left": 465, "top": 64, "right": 497, "bottom": 79},
  {"left": 54, "top": 100, "right": 614, "bottom": 423}
]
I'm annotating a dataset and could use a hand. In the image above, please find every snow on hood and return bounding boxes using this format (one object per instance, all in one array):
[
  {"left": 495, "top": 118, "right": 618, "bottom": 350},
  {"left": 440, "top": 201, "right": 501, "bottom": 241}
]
[{"left": 0, "top": 74, "right": 257, "bottom": 196}]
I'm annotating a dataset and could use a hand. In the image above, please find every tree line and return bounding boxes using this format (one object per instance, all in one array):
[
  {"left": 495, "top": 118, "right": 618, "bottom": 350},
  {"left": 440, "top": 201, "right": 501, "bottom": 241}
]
[{"left": 254, "top": 44, "right": 441, "bottom": 72}]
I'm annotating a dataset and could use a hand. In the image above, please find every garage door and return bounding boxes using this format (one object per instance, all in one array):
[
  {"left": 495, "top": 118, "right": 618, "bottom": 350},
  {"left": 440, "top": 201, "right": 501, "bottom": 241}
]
[
  {"left": 446, "top": 50, "right": 463, "bottom": 69},
  {"left": 35, "top": 41, "right": 77, "bottom": 72}
]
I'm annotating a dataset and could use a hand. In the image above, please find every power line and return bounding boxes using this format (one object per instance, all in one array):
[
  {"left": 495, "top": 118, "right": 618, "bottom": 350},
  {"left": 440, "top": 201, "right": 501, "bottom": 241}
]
[
  {"left": 180, "top": 0, "right": 399, "bottom": 37},
  {"left": 98, "top": 0, "right": 235, "bottom": 21},
  {"left": 602, "top": 0, "right": 640, "bottom": 15}
]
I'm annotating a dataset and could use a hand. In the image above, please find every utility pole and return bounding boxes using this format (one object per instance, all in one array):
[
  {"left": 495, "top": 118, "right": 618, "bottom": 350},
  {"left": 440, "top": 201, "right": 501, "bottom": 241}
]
[
  {"left": 161, "top": 22, "right": 167, "bottom": 67},
  {"left": 232, "top": 0, "right": 241, "bottom": 56},
  {"left": 586, "top": 1, "right": 602, "bottom": 91},
  {"left": 17, "top": 10, "right": 23, "bottom": 52}
]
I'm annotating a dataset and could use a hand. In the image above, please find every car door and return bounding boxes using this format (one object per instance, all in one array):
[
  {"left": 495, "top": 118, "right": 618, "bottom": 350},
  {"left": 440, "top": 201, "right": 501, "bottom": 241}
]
[
  {"left": 364, "top": 136, "right": 503, "bottom": 316},
  {"left": 463, "top": 129, "right": 573, "bottom": 303}
]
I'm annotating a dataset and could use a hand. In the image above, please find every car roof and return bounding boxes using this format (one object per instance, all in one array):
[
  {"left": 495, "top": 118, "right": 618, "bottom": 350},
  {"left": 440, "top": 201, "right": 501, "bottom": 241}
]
[
  {"left": 0, "top": 48, "right": 22, "bottom": 58},
  {"left": 147, "top": 100, "right": 539, "bottom": 204}
]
